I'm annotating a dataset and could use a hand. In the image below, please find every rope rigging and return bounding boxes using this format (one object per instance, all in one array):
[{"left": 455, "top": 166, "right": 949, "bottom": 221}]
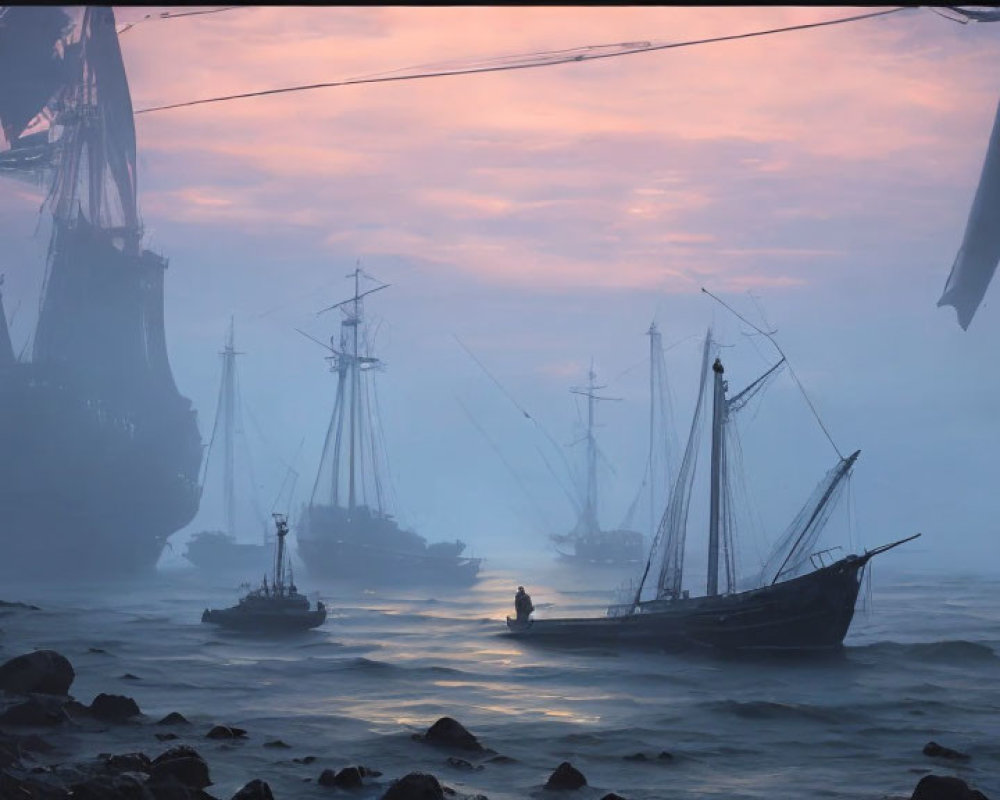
[{"left": 133, "top": 8, "right": 911, "bottom": 115}]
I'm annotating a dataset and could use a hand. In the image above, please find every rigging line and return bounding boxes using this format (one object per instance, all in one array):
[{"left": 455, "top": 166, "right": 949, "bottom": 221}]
[
  {"left": 117, "top": 6, "right": 245, "bottom": 36},
  {"left": 455, "top": 394, "right": 555, "bottom": 533},
  {"left": 701, "top": 287, "right": 844, "bottom": 461},
  {"left": 453, "top": 333, "right": 579, "bottom": 486},
  {"left": 135, "top": 7, "right": 909, "bottom": 115}
]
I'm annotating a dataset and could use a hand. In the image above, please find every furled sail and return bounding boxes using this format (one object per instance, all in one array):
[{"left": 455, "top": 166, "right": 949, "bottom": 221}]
[
  {"left": 758, "top": 449, "right": 860, "bottom": 586},
  {"left": 938, "top": 96, "right": 1000, "bottom": 330},
  {"left": 650, "top": 330, "right": 714, "bottom": 601}
]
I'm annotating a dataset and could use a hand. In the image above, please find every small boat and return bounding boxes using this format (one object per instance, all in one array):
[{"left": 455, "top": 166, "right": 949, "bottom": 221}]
[
  {"left": 202, "top": 514, "right": 326, "bottom": 632},
  {"left": 508, "top": 329, "right": 919, "bottom": 652}
]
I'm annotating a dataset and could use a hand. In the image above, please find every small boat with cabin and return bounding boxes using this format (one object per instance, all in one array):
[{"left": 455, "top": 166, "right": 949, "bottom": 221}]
[{"left": 202, "top": 513, "right": 326, "bottom": 632}]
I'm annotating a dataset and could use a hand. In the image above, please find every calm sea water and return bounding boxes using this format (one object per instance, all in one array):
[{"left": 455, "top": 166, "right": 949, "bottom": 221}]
[{"left": 1, "top": 557, "right": 997, "bottom": 800}]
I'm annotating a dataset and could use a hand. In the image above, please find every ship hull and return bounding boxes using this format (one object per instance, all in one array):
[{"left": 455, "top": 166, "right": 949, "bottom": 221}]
[
  {"left": 552, "top": 528, "right": 646, "bottom": 567},
  {"left": 201, "top": 605, "right": 326, "bottom": 632},
  {"left": 184, "top": 535, "right": 270, "bottom": 575},
  {"left": 506, "top": 555, "right": 869, "bottom": 652},
  {"left": 298, "top": 504, "right": 481, "bottom": 588},
  {"left": 298, "top": 537, "right": 481, "bottom": 587},
  {"left": 0, "top": 364, "right": 201, "bottom": 580}
]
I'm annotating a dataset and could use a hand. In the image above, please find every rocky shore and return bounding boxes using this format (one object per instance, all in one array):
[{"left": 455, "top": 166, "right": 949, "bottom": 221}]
[{"left": 0, "top": 646, "right": 991, "bottom": 800}]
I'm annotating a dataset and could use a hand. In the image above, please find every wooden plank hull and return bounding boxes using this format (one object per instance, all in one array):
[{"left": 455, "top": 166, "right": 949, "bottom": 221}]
[{"left": 506, "top": 555, "right": 870, "bottom": 652}]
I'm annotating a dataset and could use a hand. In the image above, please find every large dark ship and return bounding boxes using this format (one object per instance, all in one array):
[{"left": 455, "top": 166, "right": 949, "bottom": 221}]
[
  {"left": 509, "top": 331, "right": 919, "bottom": 651},
  {"left": 296, "top": 268, "right": 481, "bottom": 587},
  {"left": 0, "top": 7, "right": 202, "bottom": 578}
]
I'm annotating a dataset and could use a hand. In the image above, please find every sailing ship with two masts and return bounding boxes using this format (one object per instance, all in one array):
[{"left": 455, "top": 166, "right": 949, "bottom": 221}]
[
  {"left": 550, "top": 364, "right": 645, "bottom": 566},
  {"left": 551, "top": 323, "right": 678, "bottom": 567},
  {"left": 296, "top": 268, "right": 482, "bottom": 587},
  {"left": 509, "top": 328, "right": 918, "bottom": 651}
]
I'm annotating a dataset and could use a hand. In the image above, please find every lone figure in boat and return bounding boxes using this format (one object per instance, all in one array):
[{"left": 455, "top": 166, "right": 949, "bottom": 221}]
[{"left": 514, "top": 586, "right": 534, "bottom": 623}]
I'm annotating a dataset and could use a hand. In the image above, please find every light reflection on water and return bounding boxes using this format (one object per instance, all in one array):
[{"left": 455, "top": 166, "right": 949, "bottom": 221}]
[{"left": 0, "top": 566, "right": 996, "bottom": 799}]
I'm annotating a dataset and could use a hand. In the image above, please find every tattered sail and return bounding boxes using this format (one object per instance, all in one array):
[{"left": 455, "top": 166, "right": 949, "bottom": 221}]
[
  {"left": 938, "top": 96, "right": 1000, "bottom": 330},
  {"left": 759, "top": 449, "right": 860, "bottom": 586}
]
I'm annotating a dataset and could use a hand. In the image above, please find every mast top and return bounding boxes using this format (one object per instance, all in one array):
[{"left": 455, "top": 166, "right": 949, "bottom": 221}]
[{"left": 713, "top": 358, "right": 724, "bottom": 374}]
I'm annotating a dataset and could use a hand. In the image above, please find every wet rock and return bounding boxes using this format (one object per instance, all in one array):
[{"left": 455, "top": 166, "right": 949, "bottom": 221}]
[
  {"left": 380, "top": 772, "right": 445, "bottom": 800},
  {"left": 90, "top": 693, "right": 142, "bottom": 721},
  {"left": 231, "top": 779, "right": 274, "bottom": 800},
  {"left": 923, "top": 741, "right": 971, "bottom": 761},
  {"left": 0, "top": 650, "right": 75, "bottom": 696},
  {"left": 293, "top": 756, "right": 317, "bottom": 764},
  {"left": 156, "top": 733, "right": 180, "bottom": 742},
  {"left": 333, "top": 767, "right": 365, "bottom": 788},
  {"left": 121, "top": 673, "right": 141, "bottom": 681},
  {"left": 486, "top": 754, "right": 516, "bottom": 764},
  {"left": 419, "top": 717, "right": 484, "bottom": 752},
  {"left": 657, "top": 751, "right": 673, "bottom": 761},
  {"left": 206, "top": 725, "right": 247, "bottom": 740},
  {"left": 601, "top": 795, "right": 627, "bottom": 800},
  {"left": 157, "top": 712, "right": 191, "bottom": 726},
  {"left": 150, "top": 745, "right": 211, "bottom": 789},
  {"left": 623, "top": 753, "right": 647, "bottom": 761},
  {"left": 71, "top": 773, "right": 154, "bottom": 800},
  {"left": 263, "top": 740, "right": 289, "bottom": 749},
  {"left": 0, "top": 770, "right": 69, "bottom": 799},
  {"left": 0, "top": 600, "right": 40, "bottom": 610},
  {"left": 445, "top": 757, "right": 482, "bottom": 772},
  {"left": 105, "top": 752, "right": 153, "bottom": 774},
  {"left": 88, "top": 648, "right": 108, "bottom": 655},
  {"left": 911, "top": 775, "right": 989, "bottom": 800},
  {"left": 0, "top": 694, "right": 70, "bottom": 726},
  {"left": 545, "top": 762, "right": 587, "bottom": 790}
]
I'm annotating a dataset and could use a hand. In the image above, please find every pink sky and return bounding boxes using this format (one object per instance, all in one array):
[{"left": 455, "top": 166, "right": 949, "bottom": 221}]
[{"left": 2, "top": 6, "right": 999, "bottom": 571}]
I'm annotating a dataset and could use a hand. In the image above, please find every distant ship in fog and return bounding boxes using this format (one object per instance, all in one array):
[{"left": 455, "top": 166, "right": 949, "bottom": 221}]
[
  {"left": 549, "top": 362, "right": 645, "bottom": 567},
  {"left": 183, "top": 320, "right": 274, "bottom": 575},
  {"left": 0, "top": 7, "right": 202, "bottom": 578},
  {"left": 296, "top": 268, "right": 481, "bottom": 587}
]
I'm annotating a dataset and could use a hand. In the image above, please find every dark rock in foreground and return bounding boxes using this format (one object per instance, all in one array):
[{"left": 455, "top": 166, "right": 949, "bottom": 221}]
[
  {"left": 419, "top": 717, "right": 484, "bottom": 752},
  {"left": 911, "top": 774, "right": 990, "bottom": 800},
  {"left": 151, "top": 745, "right": 212, "bottom": 789},
  {"left": 923, "top": 741, "right": 971, "bottom": 761},
  {"left": 0, "top": 650, "right": 75, "bottom": 696},
  {"left": 545, "top": 762, "right": 587, "bottom": 790},
  {"left": 601, "top": 795, "right": 627, "bottom": 800},
  {"left": 231, "top": 779, "right": 273, "bottom": 800},
  {"left": 206, "top": 725, "right": 247, "bottom": 740},
  {"left": 381, "top": 772, "right": 445, "bottom": 800},
  {"left": 90, "top": 693, "right": 142, "bottom": 721},
  {"left": 157, "top": 712, "right": 191, "bottom": 726},
  {"left": 0, "top": 694, "right": 70, "bottom": 726}
]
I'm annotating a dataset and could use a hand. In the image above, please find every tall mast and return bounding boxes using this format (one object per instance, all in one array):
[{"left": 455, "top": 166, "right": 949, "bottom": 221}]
[
  {"left": 570, "top": 363, "right": 619, "bottom": 535},
  {"left": 707, "top": 357, "right": 726, "bottom": 597},
  {"left": 220, "top": 317, "right": 241, "bottom": 537},
  {"left": 347, "top": 267, "right": 360, "bottom": 513},
  {"left": 647, "top": 322, "right": 658, "bottom": 538}
]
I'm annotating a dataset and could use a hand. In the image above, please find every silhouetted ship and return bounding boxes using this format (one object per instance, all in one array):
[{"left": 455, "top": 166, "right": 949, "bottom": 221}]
[
  {"left": 0, "top": 8, "right": 201, "bottom": 578},
  {"left": 184, "top": 321, "right": 270, "bottom": 574},
  {"left": 296, "top": 268, "right": 481, "bottom": 587},
  {"left": 202, "top": 514, "right": 326, "bottom": 632},
  {"left": 510, "top": 331, "right": 919, "bottom": 651},
  {"left": 550, "top": 364, "right": 645, "bottom": 567}
]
